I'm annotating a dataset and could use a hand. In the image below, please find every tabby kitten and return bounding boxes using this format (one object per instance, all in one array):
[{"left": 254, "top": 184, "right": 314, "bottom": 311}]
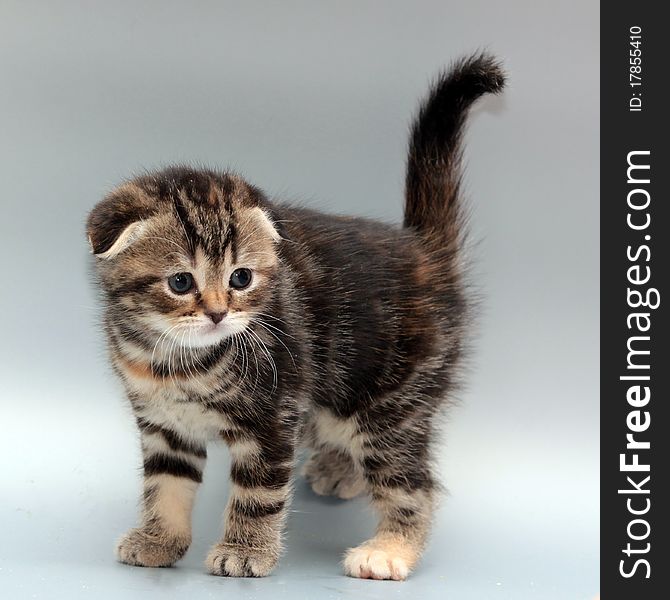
[{"left": 87, "top": 54, "right": 505, "bottom": 580}]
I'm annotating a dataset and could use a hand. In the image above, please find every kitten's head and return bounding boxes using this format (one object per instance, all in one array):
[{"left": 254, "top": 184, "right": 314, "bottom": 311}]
[{"left": 87, "top": 167, "right": 282, "bottom": 349}]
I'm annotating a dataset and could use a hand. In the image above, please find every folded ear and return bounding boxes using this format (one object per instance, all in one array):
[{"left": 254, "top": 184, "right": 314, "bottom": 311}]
[
  {"left": 249, "top": 206, "right": 283, "bottom": 243},
  {"left": 87, "top": 184, "right": 156, "bottom": 259}
]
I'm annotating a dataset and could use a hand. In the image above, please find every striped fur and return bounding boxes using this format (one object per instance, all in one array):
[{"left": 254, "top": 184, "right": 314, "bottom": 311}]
[{"left": 88, "top": 54, "right": 505, "bottom": 579}]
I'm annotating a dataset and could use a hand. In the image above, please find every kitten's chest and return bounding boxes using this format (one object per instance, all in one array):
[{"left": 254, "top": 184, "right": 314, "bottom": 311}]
[
  {"left": 136, "top": 395, "right": 226, "bottom": 441},
  {"left": 121, "top": 367, "right": 231, "bottom": 441}
]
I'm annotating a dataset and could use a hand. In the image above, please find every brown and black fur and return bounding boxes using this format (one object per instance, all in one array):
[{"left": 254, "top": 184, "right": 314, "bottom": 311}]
[{"left": 87, "top": 53, "right": 505, "bottom": 580}]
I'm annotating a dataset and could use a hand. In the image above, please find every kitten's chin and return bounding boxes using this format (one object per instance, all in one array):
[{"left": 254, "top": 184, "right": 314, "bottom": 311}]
[{"left": 180, "top": 321, "right": 247, "bottom": 349}]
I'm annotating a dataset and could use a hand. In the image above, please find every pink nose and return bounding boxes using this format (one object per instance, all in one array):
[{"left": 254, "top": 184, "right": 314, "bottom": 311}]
[{"left": 205, "top": 310, "right": 227, "bottom": 324}]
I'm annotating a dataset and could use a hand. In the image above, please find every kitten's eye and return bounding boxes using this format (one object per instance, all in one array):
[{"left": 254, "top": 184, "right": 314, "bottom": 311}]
[
  {"left": 229, "top": 268, "right": 252, "bottom": 290},
  {"left": 168, "top": 272, "right": 194, "bottom": 294}
]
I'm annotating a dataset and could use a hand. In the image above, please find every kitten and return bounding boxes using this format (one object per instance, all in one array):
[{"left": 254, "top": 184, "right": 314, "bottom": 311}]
[{"left": 87, "top": 53, "right": 505, "bottom": 580}]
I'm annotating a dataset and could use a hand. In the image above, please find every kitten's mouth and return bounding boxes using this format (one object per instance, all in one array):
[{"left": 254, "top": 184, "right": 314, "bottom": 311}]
[
  {"left": 173, "top": 323, "right": 230, "bottom": 349},
  {"left": 201, "top": 322, "right": 223, "bottom": 334},
  {"left": 193, "top": 319, "right": 245, "bottom": 344},
  {"left": 195, "top": 322, "right": 231, "bottom": 341},
  {"left": 165, "top": 318, "right": 248, "bottom": 349}
]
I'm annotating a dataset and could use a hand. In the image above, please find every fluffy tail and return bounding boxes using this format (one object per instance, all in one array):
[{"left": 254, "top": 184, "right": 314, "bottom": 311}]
[{"left": 404, "top": 53, "right": 505, "bottom": 246}]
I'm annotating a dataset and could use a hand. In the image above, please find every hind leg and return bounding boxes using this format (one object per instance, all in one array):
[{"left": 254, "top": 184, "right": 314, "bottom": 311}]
[
  {"left": 343, "top": 424, "right": 436, "bottom": 580},
  {"left": 303, "top": 447, "right": 366, "bottom": 499}
]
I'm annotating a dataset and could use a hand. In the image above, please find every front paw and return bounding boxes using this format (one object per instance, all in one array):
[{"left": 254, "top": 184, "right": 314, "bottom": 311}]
[
  {"left": 343, "top": 535, "right": 419, "bottom": 581},
  {"left": 206, "top": 542, "right": 279, "bottom": 577},
  {"left": 116, "top": 527, "right": 190, "bottom": 568}
]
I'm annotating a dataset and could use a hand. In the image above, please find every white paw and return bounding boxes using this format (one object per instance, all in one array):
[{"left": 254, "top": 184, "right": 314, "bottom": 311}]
[{"left": 343, "top": 545, "right": 410, "bottom": 581}]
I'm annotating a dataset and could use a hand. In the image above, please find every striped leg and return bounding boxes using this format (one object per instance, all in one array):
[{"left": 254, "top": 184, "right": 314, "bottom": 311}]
[
  {"left": 343, "top": 432, "right": 435, "bottom": 581},
  {"left": 116, "top": 420, "right": 206, "bottom": 567},
  {"left": 206, "top": 433, "right": 295, "bottom": 577}
]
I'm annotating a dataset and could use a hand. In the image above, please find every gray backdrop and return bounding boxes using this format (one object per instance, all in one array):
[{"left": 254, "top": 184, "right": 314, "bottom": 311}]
[{"left": 0, "top": 1, "right": 599, "bottom": 599}]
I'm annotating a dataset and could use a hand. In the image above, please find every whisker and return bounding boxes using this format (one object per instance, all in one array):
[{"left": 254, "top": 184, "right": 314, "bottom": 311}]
[
  {"left": 178, "top": 329, "right": 188, "bottom": 377},
  {"left": 253, "top": 317, "right": 297, "bottom": 340},
  {"left": 240, "top": 333, "right": 250, "bottom": 389},
  {"left": 150, "top": 323, "right": 182, "bottom": 374},
  {"left": 234, "top": 331, "right": 249, "bottom": 390},
  {"left": 246, "top": 328, "right": 278, "bottom": 392},
  {"left": 241, "top": 329, "right": 261, "bottom": 397},
  {"left": 252, "top": 320, "right": 297, "bottom": 370},
  {"left": 252, "top": 311, "right": 292, "bottom": 327},
  {"left": 183, "top": 329, "right": 210, "bottom": 394},
  {"left": 166, "top": 324, "right": 183, "bottom": 383}
]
